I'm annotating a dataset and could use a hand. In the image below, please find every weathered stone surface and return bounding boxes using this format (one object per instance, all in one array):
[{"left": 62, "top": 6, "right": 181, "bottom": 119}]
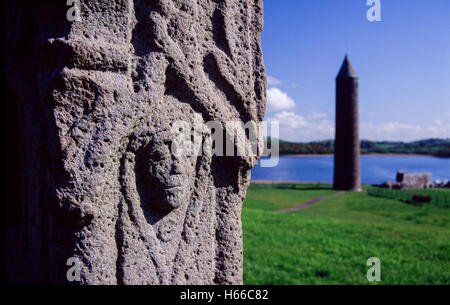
[{"left": 5, "top": 0, "right": 266, "bottom": 284}]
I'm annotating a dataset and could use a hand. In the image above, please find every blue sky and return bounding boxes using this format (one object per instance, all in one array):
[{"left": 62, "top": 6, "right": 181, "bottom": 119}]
[{"left": 261, "top": 0, "right": 450, "bottom": 142}]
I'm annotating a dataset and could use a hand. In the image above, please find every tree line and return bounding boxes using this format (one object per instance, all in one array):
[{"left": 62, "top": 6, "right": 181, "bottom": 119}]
[{"left": 265, "top": 138, "right": 450, "bottom": 157}]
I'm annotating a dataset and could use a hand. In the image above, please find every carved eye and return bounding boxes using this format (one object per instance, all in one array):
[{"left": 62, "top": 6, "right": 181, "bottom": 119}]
[{"left": 148, "top": 148, "right": 163, "bottom": 161}]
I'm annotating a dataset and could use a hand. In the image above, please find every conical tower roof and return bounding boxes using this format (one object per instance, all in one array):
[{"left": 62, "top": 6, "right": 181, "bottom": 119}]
[{"left": 337, "top": 55, "right": 358, "bottom": 78}]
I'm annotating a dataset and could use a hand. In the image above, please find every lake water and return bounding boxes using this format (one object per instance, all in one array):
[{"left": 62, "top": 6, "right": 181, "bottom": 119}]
[{"left": 250, "top": 155, "right": 450, "bottom": 185}]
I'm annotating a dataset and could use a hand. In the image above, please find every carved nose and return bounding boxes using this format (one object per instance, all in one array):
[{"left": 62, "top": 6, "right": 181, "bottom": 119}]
[{"left": 171, "top": 155, "right": 183, "bottom": 174}]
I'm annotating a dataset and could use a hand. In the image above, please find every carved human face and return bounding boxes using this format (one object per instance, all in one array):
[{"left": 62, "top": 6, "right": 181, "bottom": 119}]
[{"left": 145, "top": 140, "right": 195, "bottom": 212}]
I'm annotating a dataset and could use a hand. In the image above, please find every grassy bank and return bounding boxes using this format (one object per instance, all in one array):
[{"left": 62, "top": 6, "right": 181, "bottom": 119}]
[
  {"left": 242, "top": 183, "right": 450, "bottom": 284},
  {"left": 367, "top": 187, "right": 450, "bottom": 207}
]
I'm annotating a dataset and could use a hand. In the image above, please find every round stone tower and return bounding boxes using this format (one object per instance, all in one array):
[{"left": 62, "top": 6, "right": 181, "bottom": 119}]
[{"left": 333, "top": 55, "right": 361, "bottom": 191}]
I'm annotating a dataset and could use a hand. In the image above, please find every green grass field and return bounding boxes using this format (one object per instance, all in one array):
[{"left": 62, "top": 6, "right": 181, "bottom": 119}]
[{"left": 242, "top": 183, "right": 450, "bottom": 284}]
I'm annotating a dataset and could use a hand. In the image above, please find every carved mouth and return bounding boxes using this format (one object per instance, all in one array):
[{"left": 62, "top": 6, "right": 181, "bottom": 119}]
[
  {"left": 165, "top": 186, "right": 182, "bottom": 192},
  {"left": 165, "top": 174, "right": 184, "bottom": 189}
]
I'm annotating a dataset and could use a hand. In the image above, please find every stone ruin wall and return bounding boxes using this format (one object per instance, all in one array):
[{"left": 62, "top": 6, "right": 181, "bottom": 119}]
[{"left": 396, "top": 171, "right": 433, "bottom": 190}]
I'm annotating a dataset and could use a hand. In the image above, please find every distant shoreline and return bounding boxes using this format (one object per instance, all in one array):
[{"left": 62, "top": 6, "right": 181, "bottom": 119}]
[
  {"left": 280, "top": 153, "right": 439, "bottom": 157},
  {"left": 251, "top": 180, "right": 325, "bottom": 184},
  {"left": 271, "top": 138, "right": 450, "bottom": 158}
]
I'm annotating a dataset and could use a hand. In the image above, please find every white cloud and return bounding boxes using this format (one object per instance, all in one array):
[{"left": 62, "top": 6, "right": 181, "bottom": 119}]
[
  {"left": 267, "top": 87, "right": 296, "bottom": 110},
  {"left": 360, "top": 121, "right": 450, "bottom": 141},
  {"left": 306, "top": 112, "right": 328, "bottom": 121},
  {"left": 267, "top": 111, "right": 334, "bottom": 142},
  {"left": 272, "top": 111, "right": 307, "bottom": 128},
  {"left": 267, "top": 75, "right": 282, "bottom": 86},
  {"left": 265, "top": 112, "right": 450, "bottom": 143}
]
